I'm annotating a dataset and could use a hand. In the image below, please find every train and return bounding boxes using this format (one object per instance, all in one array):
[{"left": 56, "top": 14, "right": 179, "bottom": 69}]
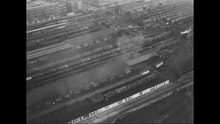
[
  {"left": 27, "top": 33, "right": 168, "bottom": 90},
  {"left": 68, "top": 79, "right": 170, "bottom": 124},
  {"left": 27, "top": 17, "right": 104, "bottom": 45},
  {"left": 27, "top": 12, "right": 100, "bottom": 35},
  {"left": 27, "top": 48, "right": 120, "bottom": 90},
  {"left": 126, "top": 52, "right": 157, "bottom": 66},
  {"left": 89, "top": 93, "right": 104, "bottom": 104},
  {"left": 27, "top": 25, "right": 101, "bottom": 51},
  {"left": 101, "top": 72, "right": 157, "bottom": 101},
  {"left": 143, "top": 31, "right": 173, "bottom": 45},
  {"left": 27, "top": 44, "right": 113, "bottom": 75},
  {"left": 82, "top": 70, "right": 158, "bottom": 106}
]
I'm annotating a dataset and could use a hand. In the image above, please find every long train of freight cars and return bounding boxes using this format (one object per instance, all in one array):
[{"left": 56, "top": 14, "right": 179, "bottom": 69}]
[
  {"left": 95, "top": 58, "right": 164, "bottom": 104},
  {"left": 26, "top": 30, "right": 177, "bottom": 80},
  {"left": 27, "top": 26, "right": 101, "bottom": 51},
  {"left": 102, "top": 72, "right": 157, "bottom": 101},
  {"left": 142, "top": 1, "right": 192, "bottom": 18},
  {"left": 27, "top": 49, "right": 120, "bottom": 91},
  {"left": 26, "top": 37, "right": 177, "bottom": 90},
  {"left": 27, "top": 34, "right": 177, "bottom": 78},
  {"left": 27, "top": 1, "right": 191, "bottom": 42},
  {"left": 150, "top": 4, "right": 193, "bottom": 19},
  {"left": 141, "top": 4, "right": 191, "bottom": 19},
  {"left": 27, "top": 21, "right": 103, "bottom": 47},
  {"left": 27, "top": 17, "right": 105, "bottom": 42},
  {"left": 27, "top": 59, "right": 163, "bottom": 114},
  {"left": 27, "top": 35, "right": 111, "bottom": 63},
  {"left": 68, "top": 80, "right": 170, "bottom": 124},
  {"left": 27, "top": 44, "right": 114, "bottom": 73},
  {"left": 26, "top": 42, "right": 161, "bottom": 90},
  {"left": 27, "top": 10, "right": 98, "bottom": 30},
  {"left": 27, "top": 44, "right": 115, "bottom": 78},
  {"left": 27, "top": 30, "right": 174, "bottom": 71},
  {"left": 27, "top": 12, "right": 100, "bottom": 35},
  {"left": 156, "top": 6, "right": 193, "bottom": 20}
]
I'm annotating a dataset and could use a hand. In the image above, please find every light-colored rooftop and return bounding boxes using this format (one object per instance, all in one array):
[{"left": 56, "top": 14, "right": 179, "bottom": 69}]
[{"left": 27, "top": 0, "right": 59, "bottom": 9}]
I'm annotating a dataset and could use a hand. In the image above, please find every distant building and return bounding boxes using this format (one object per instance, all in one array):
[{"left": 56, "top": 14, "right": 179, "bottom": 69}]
[
  {"left": 27, "top": 0, "right": 67, "bottom": 24},
  {"left": 66, "top": 0, "right": 83, "bottom": 13},
  {"left": 82, "top": 0, "right": 144, "bottom": 8}
]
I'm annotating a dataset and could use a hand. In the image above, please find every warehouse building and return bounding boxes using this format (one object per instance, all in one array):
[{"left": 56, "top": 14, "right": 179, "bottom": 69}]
[
  {"left": 83, "top": 0, "right": 145, "bottom": 8},
  {"left": 27, "top": 0, "right": 67, "bottom": 24}
]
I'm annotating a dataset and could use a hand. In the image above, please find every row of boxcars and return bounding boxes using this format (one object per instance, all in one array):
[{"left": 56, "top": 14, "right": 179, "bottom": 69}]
[
  {"left": 68, "top": 79, "right": 170, "bottom": 124},
  {"left": 141, "top": 1, "right": 190, "bottom": 21},
  {"left": 27, "top": 25, "right": 101, "bottom": 51},
  {"left": 87, "top": 55, "right": 166, "bottom": 103},
  {"left": 27, "top": 32, "right": 170, "bottom": 89},
  {"left": 143, "top": 31, "right": 172, "bottom": 44},
  {"left": 90, "top": 71, "right": 157, "bottom": 104},
  {"left": 27, "top": 45, "right": 115, "bottom": 79},
  {"left": 27, "top": 34, "right": 165, "bottom": 85},
  {"left": 27, "top": 47, "right": 121, "bottom": 90},
  {"left": 27, "top": 12, "right": 100, "bottom": 36},
  {"left": 85, "top": 56, "right": 164, "bottom": 101},
  {"left": 27, "top": 15, "right": 102, "bottom": 42},
  {"left": 27, "top": 54, "right": 165, "bottom": 112}
]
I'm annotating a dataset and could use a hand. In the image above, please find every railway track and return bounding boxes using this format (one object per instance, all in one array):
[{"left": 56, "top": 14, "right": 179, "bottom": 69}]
[
  {"left": 27, "top": 17, "right": 104, "bottom": 42},
  {"left": 27, "top": 44, "right": 115, "bottom": 76},
  {"left": 27, "top": 43, "right": 73, "bottom": 60},
  {"left": 27, "top": 26, "right": 101, "bottom": 51},
  {"left": 26, "top": 5, "right": 187, "bottom": 90},
  {"left": 27, "top": 11, "right": 99, "bottom": 32},
  {"left": 27, "top": 36, "right": 178, "bottom": 91},
  {"left": 26, "top": 1, "right": 192, "bottom": 52},
  {"left": 142, "top": 2, "right": 192, "bottom": 20},
  {"left": 27, "top": 48, "right": 121, "bottom": 91}
]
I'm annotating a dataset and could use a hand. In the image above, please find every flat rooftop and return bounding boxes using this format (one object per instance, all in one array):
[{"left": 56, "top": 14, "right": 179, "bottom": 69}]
[{"left": 27, "top": 0, "right": 59, "bottom": 10}]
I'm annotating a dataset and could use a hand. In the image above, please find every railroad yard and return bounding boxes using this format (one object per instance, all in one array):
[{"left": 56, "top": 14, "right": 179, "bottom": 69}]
[{"left": 26, "top": 0, "right": 193, "bottom": 123}]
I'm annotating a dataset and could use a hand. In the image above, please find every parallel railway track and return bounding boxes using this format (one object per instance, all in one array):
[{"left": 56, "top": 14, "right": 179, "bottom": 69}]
[
  {"left": 27, "top": 50, "right": 120, "bottom": 91},
  {"left": 27, "top": 36, "right": 178, "bottom": 91},
  {"left": 27, "top": 26, "right": 101, "bottom": 51}
]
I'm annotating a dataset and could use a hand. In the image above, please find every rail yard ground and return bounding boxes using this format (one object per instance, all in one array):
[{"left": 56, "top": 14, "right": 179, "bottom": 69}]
[{"left": 26, "top": 0, "right": 193, "bottom": 123}]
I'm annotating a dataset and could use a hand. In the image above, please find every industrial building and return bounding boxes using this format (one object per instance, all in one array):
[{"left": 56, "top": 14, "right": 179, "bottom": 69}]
[
  {"left": 27, "top": 0, "right": 67, "bottom": 24},
  {"left": 83, "top": 0, "right": 145, "bottom": 8}
]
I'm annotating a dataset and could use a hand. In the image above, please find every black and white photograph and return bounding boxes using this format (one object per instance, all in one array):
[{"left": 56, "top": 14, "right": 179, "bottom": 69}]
[{"left": 26, "top": 0, "right": 194, "bottom": 123}]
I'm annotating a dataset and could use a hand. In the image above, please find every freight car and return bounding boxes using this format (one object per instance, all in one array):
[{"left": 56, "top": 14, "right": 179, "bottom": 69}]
[
  {"left": 115, "top": 86, "right": 128, "bottom": 94},
  {"left": 127, "top": 53, "right": 157, "bottom": 66},
  {"left": 27, "top": 25, "right": 100, "bottom": 51},
  {"left": 68, "top": 78, "right": 171, "bottom": 124},
  {"left": 27, "top": 50, "right": 119, "bottom": 89},
  {"left": 102, "top": 71, "right": 157, "bottom": 100},
  {"left": 127, "top": 81, "right": 138, "bottom": 90},
  {"left": 89, "top": 93, "right": 104, "bottom": 104},
  {"left": 103, "top": 91, "right": 116, "bottom": 99}
]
